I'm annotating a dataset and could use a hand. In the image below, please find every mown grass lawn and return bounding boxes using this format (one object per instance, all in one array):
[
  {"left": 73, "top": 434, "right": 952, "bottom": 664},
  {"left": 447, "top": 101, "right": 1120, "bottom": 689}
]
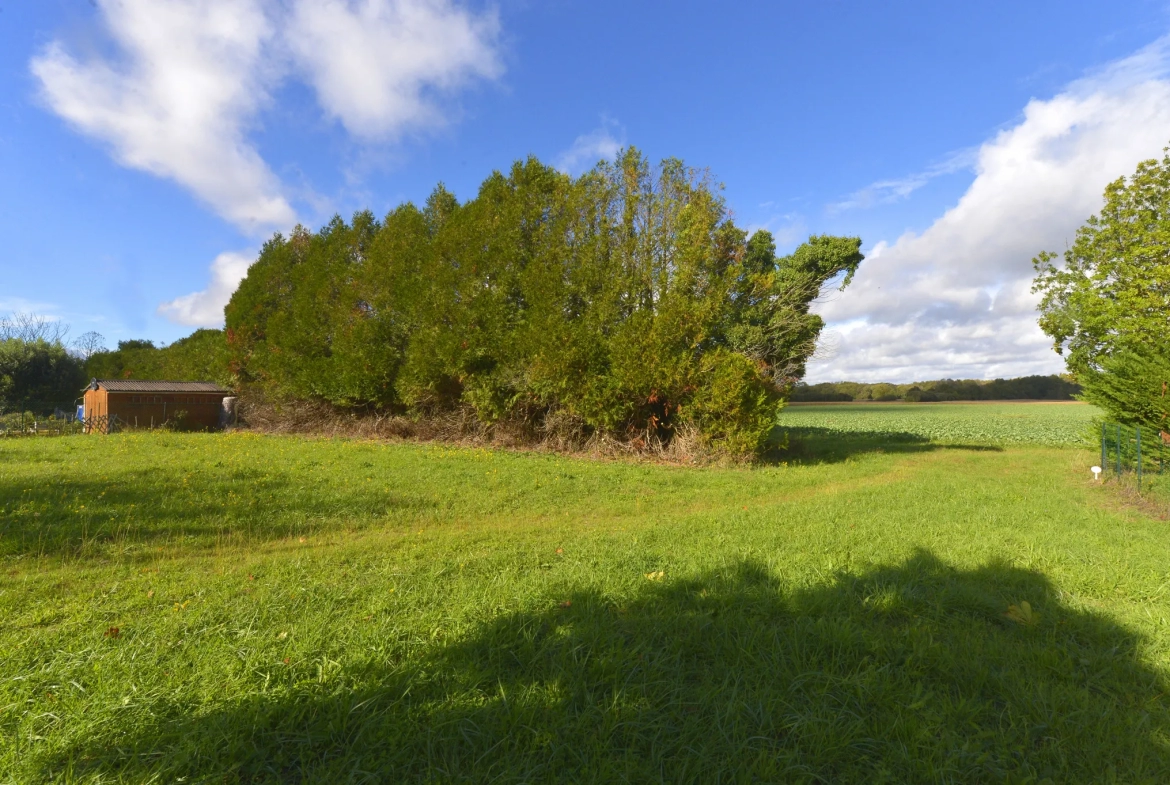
[{"left": 3, "top": 404, "right": 1169, "bottom": 783}]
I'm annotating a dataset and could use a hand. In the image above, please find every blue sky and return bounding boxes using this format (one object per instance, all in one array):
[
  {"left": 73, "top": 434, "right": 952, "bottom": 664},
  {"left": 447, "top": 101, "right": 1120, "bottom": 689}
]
[{"left": 2, "top": 0, "right": 1169, "bottom": 381}]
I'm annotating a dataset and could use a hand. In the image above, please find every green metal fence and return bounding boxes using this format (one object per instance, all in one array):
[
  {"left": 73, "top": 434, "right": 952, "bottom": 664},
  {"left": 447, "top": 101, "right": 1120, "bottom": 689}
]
[{"left": 1098, "top": 422, "right": 1166, "bottom": 493}]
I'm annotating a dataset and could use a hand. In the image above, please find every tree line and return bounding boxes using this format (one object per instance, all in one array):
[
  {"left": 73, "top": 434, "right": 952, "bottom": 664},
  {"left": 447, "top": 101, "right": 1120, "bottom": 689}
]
[
  {"left": 84, "top": 330, "right": 232, "bottom": 388},
  {"left": 13, "top": 144, "right": 1164, "bottom": 443},
  {"left": 0, "top": 316, "right": 229, "bottom": 412},
  {"left": 791, "top": 376, "right": 1079, "bottom": 403},
  {"left": 0, "top": 314, "right": 88, "bottom": 410},
  {"left": 225, "top": 150, "right": 863, "bottom": 455}
]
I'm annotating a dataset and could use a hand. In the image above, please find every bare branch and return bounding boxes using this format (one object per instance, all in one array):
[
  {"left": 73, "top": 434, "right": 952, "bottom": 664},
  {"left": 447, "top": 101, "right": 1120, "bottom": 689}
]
[
  {"left": 0, "top": 312, "right": 71, "bottom": 344},
  {"left": 71, "top": 331, "right": 107, "bottom": 361}
]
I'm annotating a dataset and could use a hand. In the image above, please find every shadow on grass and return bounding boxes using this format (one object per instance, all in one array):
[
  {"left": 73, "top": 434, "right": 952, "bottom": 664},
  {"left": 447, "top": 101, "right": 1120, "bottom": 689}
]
[
  {"left": 771, "top": 426, "right": 1003, "bottom": 465},
  {"left": 38, "top": 550, "right": 1169, "bottom": 783},
  {"left": 0, "top": 467, "right": 437, "bottom": 559}
]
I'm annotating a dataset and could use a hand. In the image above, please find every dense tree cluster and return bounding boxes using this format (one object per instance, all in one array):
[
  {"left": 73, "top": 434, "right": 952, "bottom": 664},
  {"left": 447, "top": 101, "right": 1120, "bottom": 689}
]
[
  {"left": 226, "top": 151, "right": 863, "bottom": 455},
  {"left": 1033, "top": 146, "right": 1170, "bottom": 427},
  {"left": 85, "top": 330, "right": 232, "bottom": 388},
  {"left": 791, "top": 375, "right": 1080, "bottom": 403},
  {"left": 0, "top": 314, "right": 87, "bottom": 409},
  {"left": 0, "top": 339, "right": 86, "bottom": 410}
]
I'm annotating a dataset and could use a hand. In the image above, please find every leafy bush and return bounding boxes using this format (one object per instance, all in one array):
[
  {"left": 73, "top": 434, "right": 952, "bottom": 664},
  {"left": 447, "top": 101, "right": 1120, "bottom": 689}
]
[
  {"left": 0, "top": 338, "right": 86, "bottom": 408},
  {"left": 1077, "top": 346, "right": 1170, "bottom": 429},
  {"left": 85, "top": 329, "right": 232, "bottom": 387},
  {"left": 688, "top": 351, "right": 780, "bottom": 454},
  {"left": 226, "top": 150, "right": 863, "bottom": 456}
]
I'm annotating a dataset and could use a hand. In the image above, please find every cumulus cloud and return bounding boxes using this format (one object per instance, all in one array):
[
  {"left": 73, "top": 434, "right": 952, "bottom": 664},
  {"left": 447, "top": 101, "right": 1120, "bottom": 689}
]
[
  {"left": 31, "top": 0, "right": 505, "bottom": 325},
  {"left": 555, "top": 118, "right": 624, "bottom": 174},
  {"left": 808, "top": 36, "right": 1170, "bottom": 382},
  {"left": 286, "top": 0, "right": 502, "bottom": 139},
  {"left": 30, "top": 0, "right": 295, "bottom": 231},
  {"left": 157, "top": 251, "right": 254, "bottom": 327}
]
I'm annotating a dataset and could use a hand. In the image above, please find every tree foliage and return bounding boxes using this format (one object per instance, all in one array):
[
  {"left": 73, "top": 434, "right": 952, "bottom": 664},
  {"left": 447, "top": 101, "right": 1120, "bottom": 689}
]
[
  {"left": 1075, "top": 348, "right": 1170, "bottom": 428},
  {"left": 227, "top": 151, "right": 863, "bottom": 455},
  {"left": 85, "top": 330, "right": 232, "bottom": 388},
  {"left": 792, "top": 375, "right": 1080, "bottom": 403},
  {"left": 1032, "top": 146, "right": 1170, "bottom": 426},
  {"left": 0, "top": 339, "right": 86, "bottom": 408}
]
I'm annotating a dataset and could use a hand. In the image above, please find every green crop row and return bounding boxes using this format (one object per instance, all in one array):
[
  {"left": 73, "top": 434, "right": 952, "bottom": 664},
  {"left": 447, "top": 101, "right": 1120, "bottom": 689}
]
[{"left": 778, "top": 402, "right": 1099, "bottom": 446}]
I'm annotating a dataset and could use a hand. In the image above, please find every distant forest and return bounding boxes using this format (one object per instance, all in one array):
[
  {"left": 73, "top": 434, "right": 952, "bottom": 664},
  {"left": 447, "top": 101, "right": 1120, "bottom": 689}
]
[
  {"left": 84, "top": 329, "right": 232, "bottom": 389},
  {"left": 790, "top": 375, "right": 1080, "bottom": 403}
]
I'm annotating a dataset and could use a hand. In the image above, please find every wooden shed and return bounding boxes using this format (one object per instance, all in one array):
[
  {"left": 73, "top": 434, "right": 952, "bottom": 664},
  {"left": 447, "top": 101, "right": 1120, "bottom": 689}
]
[{"left": 83, "top": 379, "right": 233, "bottom": 432}]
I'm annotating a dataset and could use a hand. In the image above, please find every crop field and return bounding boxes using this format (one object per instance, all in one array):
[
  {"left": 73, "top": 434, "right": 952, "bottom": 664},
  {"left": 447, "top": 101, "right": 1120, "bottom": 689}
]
[
  {"left": 781, "top": 401, "right": 1098, "bottom": 446},
  {"left": 3, "top": 403, "right": 1170, "bottom": 783}
]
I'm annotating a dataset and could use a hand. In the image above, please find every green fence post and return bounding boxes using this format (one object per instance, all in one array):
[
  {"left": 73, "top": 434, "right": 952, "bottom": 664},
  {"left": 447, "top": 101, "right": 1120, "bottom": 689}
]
[
  {"left": 1137, "top": 426, "right": 1142, "bottom": 493},
  {"left": 1116, "top": 424, "right": 1122, "bottom": 479},
  {"left": 1101, "top": 422, "right": 1108, "bottom": 477}
]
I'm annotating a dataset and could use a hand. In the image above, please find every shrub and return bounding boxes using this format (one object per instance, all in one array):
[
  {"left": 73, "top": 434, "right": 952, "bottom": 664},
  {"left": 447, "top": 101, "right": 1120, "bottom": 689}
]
[
  {"left": 226, "top": 150, "right": 863, "bottom": 456},
  {"left": 0, "top": 338, "right": 86, "bottom": 408}
]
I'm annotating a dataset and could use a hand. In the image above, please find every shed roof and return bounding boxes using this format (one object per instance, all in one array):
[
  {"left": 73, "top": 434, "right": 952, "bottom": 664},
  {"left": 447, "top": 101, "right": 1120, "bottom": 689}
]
[{"left": 89, "top": 379, "right": 231, "bottom": 394}]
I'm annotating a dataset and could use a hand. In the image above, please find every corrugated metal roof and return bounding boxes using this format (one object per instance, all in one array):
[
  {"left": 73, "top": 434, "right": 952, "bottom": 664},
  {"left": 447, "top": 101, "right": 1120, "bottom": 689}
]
[{"left": 90, "top": 379, "right": 231, "bottom": 393}]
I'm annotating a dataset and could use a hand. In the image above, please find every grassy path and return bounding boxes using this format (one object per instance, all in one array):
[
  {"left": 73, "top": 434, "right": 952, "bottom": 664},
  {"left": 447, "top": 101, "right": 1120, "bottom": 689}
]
[{"left": 2, "top": 428, "right": 1169, "bottom": 782}]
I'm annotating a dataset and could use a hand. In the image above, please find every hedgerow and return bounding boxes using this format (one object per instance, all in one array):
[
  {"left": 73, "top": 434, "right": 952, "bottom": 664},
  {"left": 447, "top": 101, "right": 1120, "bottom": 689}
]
[{"left": 226, "top": 150, "right": 862, "bottom": 456}]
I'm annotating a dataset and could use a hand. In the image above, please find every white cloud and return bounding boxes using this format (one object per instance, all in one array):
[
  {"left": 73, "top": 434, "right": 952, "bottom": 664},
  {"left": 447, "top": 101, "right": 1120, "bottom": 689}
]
[
  {"left": 30, "top": 0, "right": 295, "bottom": 231},
  {"left": 555, "top": 118, "right": 624, "bottom": 174},
  {"left": 808, "top": 36, "right": 1170, "bottom": 383},
  {"left": 286, "top": 0, "right": 502, "bottom": 139},
  {"left": 30, "top": 0, "right": 505, "bottom": 325},
  {"left": 157, "top": 251, "right": 254, "bottom": 327},
  {"left": 829, "top": 148, "right": 977, "bottom": 212}
]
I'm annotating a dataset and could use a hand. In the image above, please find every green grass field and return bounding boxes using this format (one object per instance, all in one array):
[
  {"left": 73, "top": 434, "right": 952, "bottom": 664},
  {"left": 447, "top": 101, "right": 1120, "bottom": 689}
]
[{"left": 3, "top": 403, "right": 1170, "bottom": 782}]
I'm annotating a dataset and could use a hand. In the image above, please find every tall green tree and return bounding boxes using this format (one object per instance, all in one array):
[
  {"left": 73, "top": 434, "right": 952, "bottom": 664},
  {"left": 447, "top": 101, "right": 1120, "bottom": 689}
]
[
  {"left": 226, "top": 149, "right": 864, "bottom": 456},
  {"left": 1032, "top": 146, "right": 1170, "bottom": 426},
  {"left": 0, "top": 339, "right": 86, "bottom": 408}
]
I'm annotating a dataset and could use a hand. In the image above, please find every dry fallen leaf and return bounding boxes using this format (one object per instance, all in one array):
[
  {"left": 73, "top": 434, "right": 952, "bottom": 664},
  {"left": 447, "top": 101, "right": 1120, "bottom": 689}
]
[
  {"left": 1004, "top": 601, "right": 1039, "bottom": 626},
  {"left": 559, "top": 600, "right": 572, "bottom": 608},
  {"left": 104, "top": 626, "right": 120, "bottom": 639},
  {"left": 146, "top": 590, "right": 154, "bottom": 599},
  {"left": 555, "top": 548, "right": 564, "bottom": 555}
]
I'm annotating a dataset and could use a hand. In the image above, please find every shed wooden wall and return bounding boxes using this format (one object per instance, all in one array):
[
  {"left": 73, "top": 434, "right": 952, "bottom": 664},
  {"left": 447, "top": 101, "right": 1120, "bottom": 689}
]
[
  {"left": 83, "top": 388, "right": 108, "bottom": 420},
  {"left": 85, "top": 390, "right": 226, "bottom": 430}
]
